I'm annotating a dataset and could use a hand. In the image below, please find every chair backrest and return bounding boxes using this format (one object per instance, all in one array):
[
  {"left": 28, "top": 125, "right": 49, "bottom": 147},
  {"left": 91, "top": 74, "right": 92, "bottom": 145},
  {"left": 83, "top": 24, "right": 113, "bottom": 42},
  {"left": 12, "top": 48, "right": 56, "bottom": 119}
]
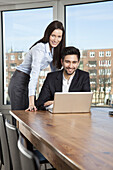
[
  {"left": 5, "top": 120, "right": 21, "bottom": 170},
  {"left": 0, "top": 113, "right": 12, "bottom": 170},
  {"left": 0, "top": 130, "right": 3, "bottom": 168},
  {"left": 18, "top": 138, "right": 40, "bottom": 170}
]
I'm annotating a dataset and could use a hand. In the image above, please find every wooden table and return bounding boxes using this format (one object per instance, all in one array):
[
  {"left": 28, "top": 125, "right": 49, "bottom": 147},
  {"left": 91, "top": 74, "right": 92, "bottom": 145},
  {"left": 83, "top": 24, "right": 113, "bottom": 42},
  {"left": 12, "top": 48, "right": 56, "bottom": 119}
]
[{"left": 10, "top": 108, "right": 113, "bottom": 170}]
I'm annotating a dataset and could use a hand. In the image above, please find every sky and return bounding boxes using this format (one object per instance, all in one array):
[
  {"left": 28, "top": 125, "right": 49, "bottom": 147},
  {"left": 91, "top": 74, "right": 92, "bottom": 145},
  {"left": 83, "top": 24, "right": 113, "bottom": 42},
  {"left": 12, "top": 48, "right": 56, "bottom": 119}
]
[
  {"left": 66, "top": 1, "right": 113, "bottom": 50},
  {"left": 3, "top": 7, "right": 53, "bottom": 52},
  {"left": 2, "top": 1, "right": 113, "bottom": 52}
]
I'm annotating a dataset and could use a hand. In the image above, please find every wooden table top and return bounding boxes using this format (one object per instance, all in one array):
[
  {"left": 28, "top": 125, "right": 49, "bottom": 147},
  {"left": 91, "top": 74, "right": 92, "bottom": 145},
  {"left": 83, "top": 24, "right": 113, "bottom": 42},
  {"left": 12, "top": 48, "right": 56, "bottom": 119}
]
[{"left": 10, "top": 108, "right": 113, "bottom": 170}]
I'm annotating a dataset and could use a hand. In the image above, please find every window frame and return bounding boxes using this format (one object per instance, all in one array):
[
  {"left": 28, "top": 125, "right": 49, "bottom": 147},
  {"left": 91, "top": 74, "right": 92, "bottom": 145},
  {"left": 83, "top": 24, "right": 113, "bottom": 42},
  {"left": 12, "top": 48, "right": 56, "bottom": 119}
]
[
  {"left": 0, "top": 1, "right": 59, "bottom": 110},
  {"left": 0, "top": 0, "right": 111, "bottom": 111},
  {"left": 63, "top": 0, "right": 113, "bottom": 107}
]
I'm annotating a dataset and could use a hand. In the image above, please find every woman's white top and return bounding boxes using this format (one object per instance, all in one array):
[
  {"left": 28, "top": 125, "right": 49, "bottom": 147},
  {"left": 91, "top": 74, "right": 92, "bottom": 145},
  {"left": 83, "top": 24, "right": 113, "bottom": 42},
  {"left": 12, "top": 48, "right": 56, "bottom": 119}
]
[{"left": 16, "top": 42, "right": 55, "bottom": 96}]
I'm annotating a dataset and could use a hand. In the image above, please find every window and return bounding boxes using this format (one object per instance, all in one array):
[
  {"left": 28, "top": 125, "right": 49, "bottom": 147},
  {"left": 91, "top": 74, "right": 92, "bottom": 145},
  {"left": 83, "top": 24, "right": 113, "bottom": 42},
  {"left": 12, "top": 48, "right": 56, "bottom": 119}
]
[
  {"left": 66, "top": 1, "right": 113, "bottom": 106},
  {"left": 10, "top": 55, "right": 15, "bottom": 60},
  {"left": 99, "top": 51, "right": 104, "bottom": 57},
  {"left": 106, "top": 51, "right": 111, "bottom": 57},
  {"left": 90, "top": 52, "right": 95, "bottom": 58},
  {"left": 88, "top": 61, "right": 97, "bottom": 67},
  {"left": 105, "top": 78, "right": 111, "bottom": 84},
  {"left": 99, "top": 60, "right": 105, "bottom": 67},
  {"left": 90, "top": 78, "right": 96, "bottom": 84},
  {"left": 18, "top": 53, "right": 24, "bottom": 60},
  {"left": 79, "top": 61, "right": 83, "bottom": 70},
  {"left": 99, "top": 69, "right": 111, "bottom": 75},
  {"left": 99, "top": 60, "right": 111, "bottom": 67},
  {"left": 89, "top": 69, "right": 97, "bottom": 76},
  {"left": 2, "top": 7, "right": 53, "bottom": 105},
  {"left": 10, "top": 63, "right": 17, "bottom": 69},
  {"left": 108, "top": 60, "right": 111, "bottom": 66}
]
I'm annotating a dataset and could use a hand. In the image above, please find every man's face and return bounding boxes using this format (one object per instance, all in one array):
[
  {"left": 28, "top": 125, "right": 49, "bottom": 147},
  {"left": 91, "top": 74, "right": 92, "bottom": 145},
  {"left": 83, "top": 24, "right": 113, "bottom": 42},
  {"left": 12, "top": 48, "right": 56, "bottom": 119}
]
[{"left": 61, "top": 54, "right": 80, "bottom": 75}]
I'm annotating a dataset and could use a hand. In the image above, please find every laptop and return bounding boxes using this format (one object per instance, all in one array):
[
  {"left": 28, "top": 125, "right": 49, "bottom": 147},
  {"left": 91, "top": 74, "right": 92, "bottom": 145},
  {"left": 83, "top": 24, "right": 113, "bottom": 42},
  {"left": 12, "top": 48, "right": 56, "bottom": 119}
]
[{"left": 47, "top": 92, "right": 93, "bottom": 114}]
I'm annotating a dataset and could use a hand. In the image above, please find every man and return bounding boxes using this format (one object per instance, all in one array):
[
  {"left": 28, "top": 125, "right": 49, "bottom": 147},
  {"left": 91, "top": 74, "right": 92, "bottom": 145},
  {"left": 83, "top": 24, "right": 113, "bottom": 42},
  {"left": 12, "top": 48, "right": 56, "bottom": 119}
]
[{"left": 36, "top": 46, "right": 90, "bottom": 110}]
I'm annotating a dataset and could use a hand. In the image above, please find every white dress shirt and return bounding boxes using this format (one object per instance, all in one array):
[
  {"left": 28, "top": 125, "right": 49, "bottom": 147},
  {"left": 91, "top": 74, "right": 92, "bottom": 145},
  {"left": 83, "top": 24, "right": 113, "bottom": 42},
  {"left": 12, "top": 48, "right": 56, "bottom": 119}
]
[
  {"left": 16, "top": 42, "right": 54, "bottom": 96},
  {"left": 62, "top": 73, "right": 75, "bottom": 92}
]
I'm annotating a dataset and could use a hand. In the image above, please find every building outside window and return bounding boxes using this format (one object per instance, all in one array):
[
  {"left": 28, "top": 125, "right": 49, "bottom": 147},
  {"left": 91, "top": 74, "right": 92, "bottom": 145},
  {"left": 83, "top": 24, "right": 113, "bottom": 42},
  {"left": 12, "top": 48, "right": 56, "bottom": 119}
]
[
  {"left": 2, "top": 7, "right": 53, "bottom": 105},
  {"left": 66, "top": 1, "right": 113, "bottom": 106},
  {"left": 1, "top": 0, "right": 113, "bottom": 107}
]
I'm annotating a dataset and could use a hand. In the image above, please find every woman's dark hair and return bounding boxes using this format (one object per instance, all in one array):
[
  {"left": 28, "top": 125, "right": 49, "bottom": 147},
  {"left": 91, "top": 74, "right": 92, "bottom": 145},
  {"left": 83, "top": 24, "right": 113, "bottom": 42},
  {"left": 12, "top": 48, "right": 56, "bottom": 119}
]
[
  {"left": 30, "top": 20, "right": 65, "bottom": 69},
  {"left": 61, "top": 46, "right": 80, "bottom": 61}
]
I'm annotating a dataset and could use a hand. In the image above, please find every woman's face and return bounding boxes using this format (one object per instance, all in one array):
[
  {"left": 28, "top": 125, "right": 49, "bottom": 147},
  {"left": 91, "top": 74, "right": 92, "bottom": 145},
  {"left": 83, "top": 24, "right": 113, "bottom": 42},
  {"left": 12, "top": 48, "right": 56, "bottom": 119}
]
[{"left": 49, "top": 29, "right": 63, "bottom": 48}]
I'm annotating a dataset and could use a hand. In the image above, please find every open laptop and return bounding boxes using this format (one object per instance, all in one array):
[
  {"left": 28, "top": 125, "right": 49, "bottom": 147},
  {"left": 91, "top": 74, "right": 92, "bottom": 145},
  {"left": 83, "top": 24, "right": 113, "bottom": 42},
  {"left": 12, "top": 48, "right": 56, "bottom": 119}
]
[{"left": 47, "top": 92, "right": 93, "bottom": 114}]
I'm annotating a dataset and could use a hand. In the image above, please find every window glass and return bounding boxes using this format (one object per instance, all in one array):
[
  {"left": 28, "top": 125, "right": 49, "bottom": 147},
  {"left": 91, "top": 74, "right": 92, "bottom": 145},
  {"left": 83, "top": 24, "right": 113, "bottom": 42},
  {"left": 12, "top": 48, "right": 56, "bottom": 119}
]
[
  {"left": 3, "top": 7, "right": 53, "bottom": 105},
  {"left": 66, "top": 1, "right": 113, "bottom": 106}
]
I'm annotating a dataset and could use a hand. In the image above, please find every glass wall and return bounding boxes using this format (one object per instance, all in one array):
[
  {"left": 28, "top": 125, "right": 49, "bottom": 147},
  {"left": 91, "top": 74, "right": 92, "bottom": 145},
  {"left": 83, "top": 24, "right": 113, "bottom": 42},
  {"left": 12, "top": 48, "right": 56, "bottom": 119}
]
[
  {"left": 2, "top": 7, "right": 53, "bottom": 104},
  {"left": 65, "top": 1, "right": 113, "bottom": 106}
]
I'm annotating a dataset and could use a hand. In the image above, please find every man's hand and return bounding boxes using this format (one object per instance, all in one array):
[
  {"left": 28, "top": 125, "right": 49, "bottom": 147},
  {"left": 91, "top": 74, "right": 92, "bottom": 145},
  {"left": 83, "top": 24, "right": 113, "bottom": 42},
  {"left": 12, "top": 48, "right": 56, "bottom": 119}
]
[{"left": 44, "top": 101, "right": 54, "bottom": 107}]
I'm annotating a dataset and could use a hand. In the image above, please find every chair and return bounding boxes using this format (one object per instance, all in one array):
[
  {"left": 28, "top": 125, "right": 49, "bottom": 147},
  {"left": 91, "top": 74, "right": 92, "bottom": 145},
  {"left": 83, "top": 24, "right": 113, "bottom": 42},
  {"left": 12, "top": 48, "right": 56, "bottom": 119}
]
[
  {"left": 0, "top": 138, "right": 3, "bottom": 170},
  {"left": 5, "top": 119, "right": 51, "bottom": 170},
  {"left": 5, "top": 120, "right": 21, "bottom": 170},
  {"left": 18, "top": 137, "right": 40, "bottom": 170},
  {"left": 0, "top": 114, "right": 3, "bottom": 170},
  {"left": 0, "top": 112, "right": 12, "bottom": 170},
  {"left": 33, "top": 149, "right": 51, "bottom": 169}
]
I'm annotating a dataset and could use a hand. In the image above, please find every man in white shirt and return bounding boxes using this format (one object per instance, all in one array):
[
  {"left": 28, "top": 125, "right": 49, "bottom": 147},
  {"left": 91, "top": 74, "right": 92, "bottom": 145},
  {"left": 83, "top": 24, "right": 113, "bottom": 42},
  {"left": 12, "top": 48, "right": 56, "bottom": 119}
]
[{"left": 36, "top": 46, "right": 90, "bottom": 110}]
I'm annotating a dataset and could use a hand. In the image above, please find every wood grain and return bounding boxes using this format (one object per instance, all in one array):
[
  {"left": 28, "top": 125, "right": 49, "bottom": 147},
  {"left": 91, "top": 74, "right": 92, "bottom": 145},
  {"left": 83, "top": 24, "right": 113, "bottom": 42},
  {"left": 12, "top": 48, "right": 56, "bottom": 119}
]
[{"left": 10, "top": 108, "right": 113, "bottom": 170}]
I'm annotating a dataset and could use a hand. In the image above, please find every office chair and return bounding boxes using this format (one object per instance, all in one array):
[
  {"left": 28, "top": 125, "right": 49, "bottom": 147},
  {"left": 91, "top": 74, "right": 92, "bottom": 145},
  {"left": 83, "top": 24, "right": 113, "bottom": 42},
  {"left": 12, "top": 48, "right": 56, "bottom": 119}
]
[
  {"left": 0, "top": 138, "right": 3, "bottom": 170},
  {"left": 0, "top": 112, "right": 12, "bottom": 170},
  {"left": 6, "top": 117, "right": 52, "bottom": 170},
  {"left": 5, "top": 120, "right": 21, "bottom": 170},
  {"left": 18, "top": 137, "right": 40, "bottom": 170},
  {"left": 0, "top": 112, "right": 3, "bottom": 170},
  {"left": 33, "top": 149, "right": 56, "bottom": 170}
]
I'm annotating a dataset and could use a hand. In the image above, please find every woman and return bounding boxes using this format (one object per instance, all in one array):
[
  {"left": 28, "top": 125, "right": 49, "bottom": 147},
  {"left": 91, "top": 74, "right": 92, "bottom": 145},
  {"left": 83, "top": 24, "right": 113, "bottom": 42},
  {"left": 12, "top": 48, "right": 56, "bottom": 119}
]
[{"left": 8, "top": 20, "right": 65, "bottom": 111}]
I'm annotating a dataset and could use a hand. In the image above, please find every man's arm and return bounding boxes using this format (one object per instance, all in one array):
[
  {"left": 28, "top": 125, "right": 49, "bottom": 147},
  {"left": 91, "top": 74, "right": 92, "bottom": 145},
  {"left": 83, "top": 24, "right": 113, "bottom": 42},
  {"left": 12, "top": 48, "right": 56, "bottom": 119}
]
[
  {"left": 82, "top": 72, "right": 91, "bottom": 92},
  {"left": 36, "top": 74, "right": 53, "bottom": 110},
  {"left": 44, "top": 101, "right": 54, "bottom": 107}
]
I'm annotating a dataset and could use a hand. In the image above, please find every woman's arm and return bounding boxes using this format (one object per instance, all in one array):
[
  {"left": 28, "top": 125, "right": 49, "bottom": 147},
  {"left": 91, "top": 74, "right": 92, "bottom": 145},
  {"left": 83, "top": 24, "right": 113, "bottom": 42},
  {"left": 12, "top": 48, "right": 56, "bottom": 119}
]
[
  {"left": 25, "top": 96, "right": 37, "bottom": 111},
  {"left": 26, "top": 44, "right": 45, "bottom": 111}
]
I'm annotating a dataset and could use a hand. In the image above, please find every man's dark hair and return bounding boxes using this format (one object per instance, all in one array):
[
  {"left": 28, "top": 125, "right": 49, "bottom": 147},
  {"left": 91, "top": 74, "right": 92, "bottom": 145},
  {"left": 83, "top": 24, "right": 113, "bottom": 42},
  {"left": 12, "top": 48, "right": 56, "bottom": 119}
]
[{"left": 61, "top": 46, "right": 80, "bottom": 61}]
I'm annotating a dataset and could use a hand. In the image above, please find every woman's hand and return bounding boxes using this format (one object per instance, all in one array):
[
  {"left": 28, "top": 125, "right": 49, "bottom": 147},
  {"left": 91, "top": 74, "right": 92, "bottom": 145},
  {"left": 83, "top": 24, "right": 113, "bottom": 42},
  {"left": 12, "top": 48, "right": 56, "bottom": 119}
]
[
  {"left": 25, "top": 105, "right": 37, "bottom": 112},
  {"left": 44, "top": 101, "right": 54, "bottom": 107},
  {"left": 25, "top": 95, "right": 37, "bottom": 111}
]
